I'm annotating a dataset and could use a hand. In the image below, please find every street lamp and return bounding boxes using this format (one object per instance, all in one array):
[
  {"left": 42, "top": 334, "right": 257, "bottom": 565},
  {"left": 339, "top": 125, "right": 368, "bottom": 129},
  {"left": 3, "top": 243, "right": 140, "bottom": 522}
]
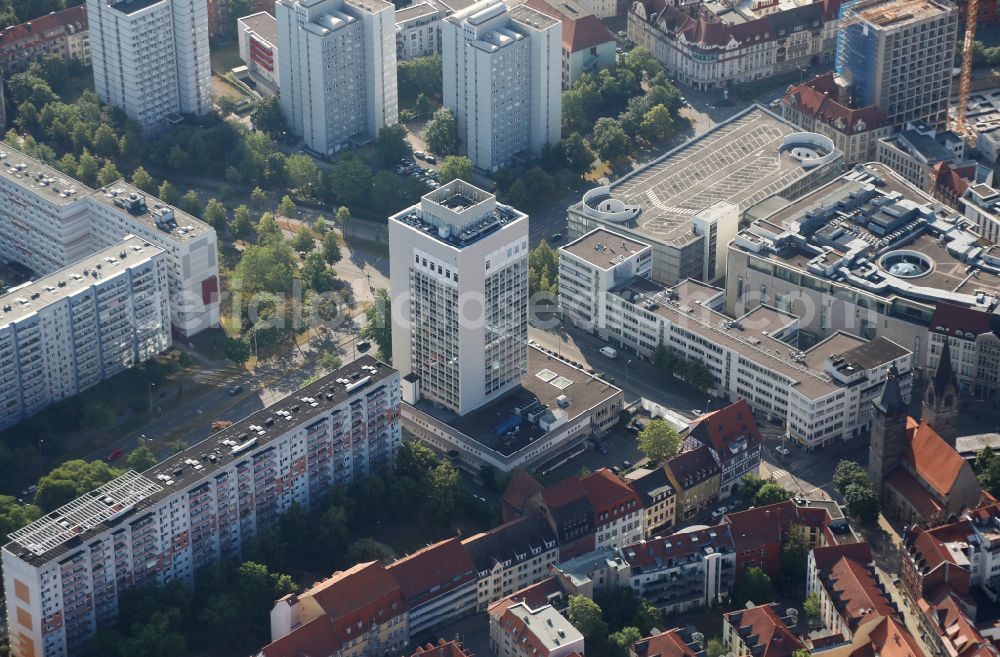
[{"left": 148, "top": 383, "right": 156, "bottom": 417}]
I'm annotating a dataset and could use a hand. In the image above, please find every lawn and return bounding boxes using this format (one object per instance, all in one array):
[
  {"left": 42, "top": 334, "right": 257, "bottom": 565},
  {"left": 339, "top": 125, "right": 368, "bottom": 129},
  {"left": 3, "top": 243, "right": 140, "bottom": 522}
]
[{"left": 210, "top": 44, "right": 244, "bottom": 75}]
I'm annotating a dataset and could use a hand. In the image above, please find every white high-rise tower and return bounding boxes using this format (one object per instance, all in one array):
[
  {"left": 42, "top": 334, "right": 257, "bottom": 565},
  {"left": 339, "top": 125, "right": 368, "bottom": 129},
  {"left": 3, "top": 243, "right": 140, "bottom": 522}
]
[
  {"left": 442, "top": 0, "right": 562, "bottom": 172},
  {"left": 276, "top": 0, "right": 398, "bottom": 155},
  {"left": 389, "top": 180, "right": 529, "bottom": 416},
  {"left": 87, "top": 0, "right": 212, "bottom": 130}
]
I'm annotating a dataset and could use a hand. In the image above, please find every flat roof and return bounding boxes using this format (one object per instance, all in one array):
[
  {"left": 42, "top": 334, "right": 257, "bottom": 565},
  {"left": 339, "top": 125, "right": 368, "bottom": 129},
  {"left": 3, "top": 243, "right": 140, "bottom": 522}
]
[
  {"left": 415, "top": 347, "right": 621, "bottom": 456},
  {"left": 110, "top": 0, "right": 167, "bottom": 14},
  {"left": 577, "top": 107, "right": 828, "bottom": 247},
  {"left": 238, "top": 11, "right": 278, "bottom": 43},
  {"left": 86, "top": 181, "right": 212, "bottom": 244},
  {"left": 561, "top": 228, "right": 650, "bottom": 269},
  {"left": 4, "top": 356, "right": 396, "bottom": 567},
  {"left": 0, "top": 145, "right": 86, "bottom": 206},
  {"left": 0, "top": 236, "right": 161, "bottom": 327},
  {"left": 505, "top": 602, "right": 582, "bottom": 650},
  {"left": 345, "top": 0, "right": 395, "bottom": 14},
  {"left": 396, "top": 1, "right": 440, "bottom": 22},
  {"left": 846, "top": 0, "right": 953, "bottom": 27},
  {"left": 509, "top": 2, "right": 560, "bottom": 27}
]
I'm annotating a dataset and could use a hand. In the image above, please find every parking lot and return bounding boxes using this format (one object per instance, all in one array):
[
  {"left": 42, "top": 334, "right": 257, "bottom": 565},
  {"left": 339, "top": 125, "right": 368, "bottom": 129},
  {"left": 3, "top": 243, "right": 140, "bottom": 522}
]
[{"left": 396, "top": 155, "right": 442, "bottom": 191}]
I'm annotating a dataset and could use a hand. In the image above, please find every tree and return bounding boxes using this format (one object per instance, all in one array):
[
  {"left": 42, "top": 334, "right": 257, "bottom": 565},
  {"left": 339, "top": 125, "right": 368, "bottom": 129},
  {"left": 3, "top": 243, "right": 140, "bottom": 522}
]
[
  {"left": 833, "top": 460, "right": 869, "bottom": 495},
  {"left": 256, "top": 211, "right": 284, "bottom": 246},
  {"left": 422, "top": 107, "right": 459, "bottom": 156},
  {"left": 225, "top": 337, "right": 252, "bottom": 365},
  {"left": 395, "top": 441, "right": 439, "bottom": 483},
  {"left": 414, "top": 92, "right": 434, "bottom": 117},
  {"left": 439, "top": 155, "right": 473, "bottom": 184},
  {"left": 375, "top": 124, "right": 411, "bottom": 164},
  {"left": 202, "top": 199, "right": 228, "bottom": 229},
  {"left": 92, "top": 124, "right": 120, "bottom": 158},
  {"left": 640, "top": 104, "right": 674, "bottom": 143},
  {"left": 637, "top": 419, "right": 682, "bottom": 463},
  {"left": 592, "top": 117, "right": 632, "bottom": 163},
  {"left": 286, "top": 154, "right": 321, "bottom": 197},
  {"left": 319, "top": 352, "right": 343, "bottom": 370},
  {"left": 706, "top": 639, "right": 726, "bottom": 657},
  {"left": 235, "top": 241, "right": 298, "bottom": 294},
  {"left": 734, "top": 566, "right": 775, "bottom": 606},
  {"left": 567, "top": 595, "right": 608, "bottom": 641},
  {"left": 397, "top": 54, "right": 443, "bottom": 100},
  {"left": 302, "top": 251, "right": 335, "bottom": 291},
  {"left": 250, "top": 95, "right": 287, "bottom": 137},
  {"left": 327, "top": 156, "right": 373, "bottom": 206},
  {"left": 167, "top": 144, "right": 191, "bottom": 171},
  {"left": 560, "top": 133, "right": 595, "bottom": 179},
  {"left": 347, "top": 538, "right": 386, "bottom": 564},
  {"left": 251, "top": 186, "right": 268, "bottom": 208},
  {"left": 528, "top": 240, "right": 559, "bottom": 298},
  {"left": 844, "top": 481, "right": 879, "bottom": 524},
  {"left": 609, "top": 627, "right": 642, "bottom": 657},
  {"left": 291, "top": 224, "right": 315, "bottom": 253},
  {"left": 429, "top": 461, "right": 462, "bottom": 524},
  {"left": 35, "top": 460, "right": 122, "bottom": 512},
  {"left": 231, "top": 204, "right": 254, "bottom": 237},
  {"left": 372, "top": 171, "right": 426, "bottom": 215},
  {"left": 781, "top": 524, "right": 810, "bottom": 583},
  {"left": 76, "top": 149, "right": 99, "bottom": 186},
  {"left": 277, "top": 194, "right": 297, "bottom": 218},
  {"left": 97, "top": 161, "right": 122, "bottom": 186},
  {"left": 792, "top": 650, "right": 811, "bottom": 657},
  {"left": 336, "top": 206, "right": 351, "bottom": 234},
  {"left": 126, "top": 446, "right": 157, "bottom": 471},
  {"left": 322, "top": 232, "right": 342, "bottom": 265},
  {"left": 754, "top": 482, "right": 793, "bottom": 506},
  {"left": 803, "top": 592, "right": 821, "bottom": 624},
  {"left": 621, "top": 46, "right": 661, "bottom": 79},
  {"left": 0, "top": 495, "right": 41, "bottom": 543},
  {"left": 977, "top": 447, "right": 1000, "bottom": 497},
  {"left": 217, "top": 95, "right": 238, "bottom": 117},
  {"left": 182, "top": 189, "right": 202, "bottom": 217},
  {"left": 361, "top": 288, "right": 392, "bottom": 361},
  {"left": 158, "top": 180, "right": 181, "bottom": 206},
  {"left": 131, "top": 166, "right": 156, "bottom": 193}
]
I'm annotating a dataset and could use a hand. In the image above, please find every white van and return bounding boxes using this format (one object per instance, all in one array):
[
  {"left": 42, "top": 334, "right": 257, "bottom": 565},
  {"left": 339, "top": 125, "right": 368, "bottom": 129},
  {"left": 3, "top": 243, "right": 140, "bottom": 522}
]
[{"left": 599, "top": 346, "right": 617, "bottom": 359}]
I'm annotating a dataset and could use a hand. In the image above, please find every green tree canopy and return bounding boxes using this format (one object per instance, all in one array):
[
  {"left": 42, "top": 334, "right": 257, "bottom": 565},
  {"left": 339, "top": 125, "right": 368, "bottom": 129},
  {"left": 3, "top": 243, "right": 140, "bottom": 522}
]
[
  {"left": 231, "top": 204, "right": 254, "bottom": 237},
  {"left": 754, "top": 482, "right": 793, "bottom": 506},
  {"left": 0, "top": 495, "right": 41, "bottom": 543},
  {"left": 397, "top": 54, "right": 443, "bottom": 100},
  {"left": 235, "top": 241, "right": 298, "bottom": 295},
  {"left": 560, "top": 133, "right": 595, "bottom": 178},
  {"left": 327, "top": 156, "right": 373, "bottom": 206},
  {"left": 567, "top": 595, "right": 608, "bottom": 641},
  {"left": 126, "top": 446, "right": 157, "bottom": 471},
  {"left": 202, "top": 198, "right": 228, "bottom": 228},
  {"left": 639, "top": 104, "right": 674, "bottom": 143},
  {"left": 256, "top": 211, "right": 284, "bottom": 246},
  {"left": 131, "top": 166, "right": 156, "bottom": 193},
  {"left": 35, "top": 460, "right": 122, "bottom": 512},
  {"left": 781, "top": 524, "right": 810, "bottom": 583},
  {"left": 734, "top": 566, "right": 775, "bottom": 606},
  {"left": 250, "top": 95, "right": 287, "bottom": 138},
  {"left": 375, "top": 124, "right": 412, "bottom": 164},
  {"left": 834, "top": 460, "right": 870, "bottom": 495},
  {"left": 528, "top": 240, "right": 559, "bottom": 298},
  {"left": 637, "top": 419, "right": 682, "bottom": 463},
  {"left": 361, "top": 288, "right": 392, "bottom": 361},
  {"left": 439, "top": 155, "right": 473, "bottom": 184},
  {"left": 286, "top": 154, "right": 321, "bottom": 196},
  {"left": 322, "top": 232, "right": 342, "bottom": 265},
  {"left": 291, "top": 224, "right": 315, "bottom": 253},
  {"left": 592, "top": 117, "right": 632, "bottom": 163},
  {"left": 423, "top": 107, "right": 459, "bottom": 156}
]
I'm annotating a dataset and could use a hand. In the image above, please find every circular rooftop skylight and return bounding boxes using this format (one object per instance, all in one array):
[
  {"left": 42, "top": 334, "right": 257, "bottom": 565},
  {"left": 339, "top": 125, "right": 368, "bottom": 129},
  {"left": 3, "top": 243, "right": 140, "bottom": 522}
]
[{"left": 879, "top": 250, "right": 933, "bottom": 279}]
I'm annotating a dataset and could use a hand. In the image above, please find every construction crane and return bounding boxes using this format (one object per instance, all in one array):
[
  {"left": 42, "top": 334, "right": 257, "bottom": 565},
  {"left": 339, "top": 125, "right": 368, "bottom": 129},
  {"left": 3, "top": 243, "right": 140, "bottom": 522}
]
[{"left": 956, "top": 0, "right": 981, "bottom": 136}]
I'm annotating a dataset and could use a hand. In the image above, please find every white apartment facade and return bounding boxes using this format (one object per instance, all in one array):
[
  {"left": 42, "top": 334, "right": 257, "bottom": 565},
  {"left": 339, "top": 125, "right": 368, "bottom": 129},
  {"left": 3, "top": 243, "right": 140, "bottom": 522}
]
[
  {"left": 558, "top": 228, "right": 914, "bottom": 449},
  {"left": 389, "top": 179, "right": 529, "bottom": 416},
  {"left": 2, "top": 357, "right": 401, "bottom": 657},
  {"left": 490, "top": 602, "right": 585, "bottom": 657},
  {"left": 962, "top": 183, "right": 1000, "bottom": 244},
  {"left": 396, "top": 1, "right": 444, "bottom": 59},
  {"left": 238, "top": 11, "right": 280, "bottom": 87},
  {"left": 0, "top": 143, "right": 220, "bottom": 337},
  {"left": 276, "top": 0, "right": 398, "bottom": 155},
  {"left": 442, "top": 0, "right": 561, "bottom": 172},
  {"left": 0, "top": 236, "right": 171, "bottom": 430},
  {"left": 87, "top": 0, "right": 212, "bottom": 130}
]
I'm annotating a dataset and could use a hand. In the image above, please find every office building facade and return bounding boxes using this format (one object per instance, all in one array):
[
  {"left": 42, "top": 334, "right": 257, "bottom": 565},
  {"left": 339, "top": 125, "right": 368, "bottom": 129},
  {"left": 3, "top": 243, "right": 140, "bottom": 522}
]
[
  {"left": 389, "top": 180, "right": 529, "bottom": 416},
  {"left": 442, "top": 0, "right": 561, "bottom": 172},
  {"left": 2, "top": 357, "right": 401, "bottom": 657},
  {"left": 0, "top": 142, "right": 220, "bottom": 337},
  {"left": 0, "top": 236, "right": 171, "bottom": 430},
  {"left": 276, "top": 0, "right": 398, "bottom": 155},
  {"left": 835, "top": 0, "right": 957, "bottom": 130},
  {"left": 87, "top": 0, "right": 212, "bottom": 130}
]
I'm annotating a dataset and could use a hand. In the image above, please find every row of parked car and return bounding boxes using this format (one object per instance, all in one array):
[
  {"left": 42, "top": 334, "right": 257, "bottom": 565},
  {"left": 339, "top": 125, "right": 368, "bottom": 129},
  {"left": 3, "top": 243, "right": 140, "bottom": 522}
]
[{"left": 396, "top": 158, "right": 442, "bottom": 190}]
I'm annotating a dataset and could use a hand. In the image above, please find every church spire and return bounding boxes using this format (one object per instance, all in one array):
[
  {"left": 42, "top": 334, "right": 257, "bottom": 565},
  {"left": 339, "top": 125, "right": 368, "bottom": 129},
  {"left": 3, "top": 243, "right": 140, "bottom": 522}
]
[
  {"left": 931, "top": 340, "right": 959, "bottom": 400},
  {"left": 874, "top": 365, "right": 906, "bottom": 416}
]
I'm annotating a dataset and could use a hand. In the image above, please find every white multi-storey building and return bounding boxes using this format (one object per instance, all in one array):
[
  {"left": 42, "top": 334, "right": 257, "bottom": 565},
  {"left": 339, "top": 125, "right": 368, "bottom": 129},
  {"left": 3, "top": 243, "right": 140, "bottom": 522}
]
[
  {"left": 276, "top": 0, "right": 398, "bottom": 155},
  {"left": 2, "top": 356, "right": 401, "bottom": 657},
  {"left": 0, "top": 143, "right": 220, "bottom": 337},
  {"left": 0, "top": 236, "right": 170, "bottom": 430},
  {"left": 558, "top": 228, "right": 914, "bottom": 449},
  {"left": 238, "top": 11, "right": 279, "bottom": 88},
  {"left": 442, "top": 0, "right": 561, "bottom": 172},
  {"left": 87, "top": 0, "right": 211, "bottom": 130},
  {"left": 389, "top": 179, "right": 528, "bottom": 416}
]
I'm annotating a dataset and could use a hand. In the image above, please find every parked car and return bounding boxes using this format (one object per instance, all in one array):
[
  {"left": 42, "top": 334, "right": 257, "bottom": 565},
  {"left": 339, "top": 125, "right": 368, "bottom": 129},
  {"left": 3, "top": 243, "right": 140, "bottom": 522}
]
[
  {"left": 691, "top": 409, "right": 704, "bottom": 416},
  {"left": 597, "top": 445, "right": 609, "bottom": 455},
  {"left": 711, "top": 505, "right": 729, "bottom": 520},
  {"left": 415, "top": 151, "right": 426, "bottom": 160},
  {"left": 357, "top": 340, "right": 371, "bottom": 352},
  {"left": 622, "top": 460, "right": 632, "bottom": 469},
  {"left": 599, "top": 346, "right": 617, "bottom": 359},
  {"left": 776, "top": 445, "right": 791, "bottom": 455},
  {"left": 425, "top": 154, "right": 437, "bottom": 164},
  {"left": 106, "top": 449, "right": 123, "bottom": 462},
  {"left": 550, "top": 233, "right": 563, "bottom": 242},
  {"left": 20, "top": 485, "right": 38, "bottom": 498},
  {"left": 228, "top": 384, "right": 243, "bottom": 396}
]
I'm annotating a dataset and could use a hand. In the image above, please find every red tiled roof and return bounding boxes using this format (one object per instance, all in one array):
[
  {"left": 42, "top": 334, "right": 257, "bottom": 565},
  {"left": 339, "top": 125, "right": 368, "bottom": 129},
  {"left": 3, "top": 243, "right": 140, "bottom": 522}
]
[
  {"left": 260, "top": 615, "right": 338, "bottom": 657},
  {"left": 487, "top": 577, "right": 564, "bottom": 618},
  {"left": 886, "top": 469, "right": 944, "bottom": 516},
  {"left": 907, "top": 520, "right": 972, "bottom": 572},
  {"left": 903, "top": 421, "right": 967, "bottom": 497},
  {"left": 524, "top": 0, "right": 614, "bottom": 52},
  {"left": 930, "top": 302, "right": 1000, "bottom": 341},
  {"left": 387, "top": 538, "right": 476, "bottom": 607},
  {"left": 503, "top": 470, "right": 544, "bottom": 513},
  {"left": 666, "top": 445, "right": 720, "bottom": 490},
  {"left": 688, "top": 399, "right": 762, "bottom": 463},
  {"left": 542, "top": 475, "right": 589, "bottom": 509},
  {"left": 723, "top": 604, "right": 805, "bottom": 657},
  {"left": 622, "top": 522, "right": 733, "bottom": 568},
  {"left": 811, "top": 542, "right": 873, "bottom": 576},
  {"left": 725, "top": 500, "right": 831, "bottom": 552},
  {"left": 782, "top": 72, "right": 888, "bottom": 133},
  {"left": 413, "top": 639, "right": 475, "bottom": 657},
  {"left": 864, "top": 616, "right": 924, "bottom": 657},
  {"left": 825, "top": 555, "right": 895, "bottom": 627},
  {"left": 632, "top": 629, "right": 700, "bottom": 657},
  {"left": 931, "top": 162, "right": 975, "bottom": 200},
  {"left": 0, "top": 6, "right": 87, "bottom": 48},
  {"left": 582, "top": 468, "right": 642, "bottom": 521}
]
